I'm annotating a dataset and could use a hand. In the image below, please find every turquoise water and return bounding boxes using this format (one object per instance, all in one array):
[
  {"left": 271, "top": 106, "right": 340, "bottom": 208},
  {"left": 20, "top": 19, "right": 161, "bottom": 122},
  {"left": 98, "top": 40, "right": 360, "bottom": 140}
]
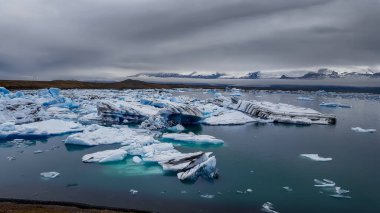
[{"left": 0, "top": 91, "right": 379, "bottom": 212}]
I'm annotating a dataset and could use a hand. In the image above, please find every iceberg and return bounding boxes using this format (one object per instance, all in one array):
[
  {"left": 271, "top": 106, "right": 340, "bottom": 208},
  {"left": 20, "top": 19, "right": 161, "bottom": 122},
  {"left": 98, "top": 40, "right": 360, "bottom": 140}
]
[
  {"left": 0, "top": 119, "right": 83, "bottom": 139},
  {"left": 161, "top": 132, "right": 224, "bottom": 144},
  {"left": 262, "top": 202, "right": 279, "bottom": 213},
  {"left": 82, "top": 149, "right": 127, "bottom": 163},
  {"left": 0, "top": 87, "right": 10, "bottom": 95},
  {"left": 0, "top": 98, "right": 48, "bottom": 124},
  {"left": 314, "top": 179, "right": 336, "bottom": 187},
  {"left": 320, "top": 102, "right": 351, "bottom": 108},
  {"left": 40, "top": 171, "right": 60, "bottom": 179},
  {"left": 229, "top": 97, "right": 336, "bottom": 125},
  {"left": 202, "top": 110, "right": 255, "bottom": 125},
  {"left": 300, "top": 154, "right": 332, "bottom": 162},
  {"left": 351, "top": 127, "right": 376, "bottom": 133},
  {"left": 65, "top": 124, "right": 157, "bottom": 146}
]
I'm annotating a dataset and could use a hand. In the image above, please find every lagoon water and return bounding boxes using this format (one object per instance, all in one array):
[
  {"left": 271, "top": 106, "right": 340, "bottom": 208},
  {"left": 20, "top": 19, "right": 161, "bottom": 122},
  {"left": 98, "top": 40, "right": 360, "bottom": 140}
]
[{"left": 0, "top": 90, "right": 379, "bottom": 213}]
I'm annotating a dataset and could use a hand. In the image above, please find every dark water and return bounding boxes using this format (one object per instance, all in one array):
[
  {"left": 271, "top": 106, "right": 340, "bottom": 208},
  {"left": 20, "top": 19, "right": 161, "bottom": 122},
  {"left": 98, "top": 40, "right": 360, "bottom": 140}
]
[{"left": 0, "top": 91, "right": 379, "bottom": 213}]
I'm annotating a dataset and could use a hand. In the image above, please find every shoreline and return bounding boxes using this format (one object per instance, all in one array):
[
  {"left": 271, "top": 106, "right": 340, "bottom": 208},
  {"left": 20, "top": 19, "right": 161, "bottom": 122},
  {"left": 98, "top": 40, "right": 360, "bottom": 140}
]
[
  {"left": 0, "top": 198, "right": 149, "bottom": 213},
  {"left": 1, "top": 79, "right": 380, "bottom": 94}
]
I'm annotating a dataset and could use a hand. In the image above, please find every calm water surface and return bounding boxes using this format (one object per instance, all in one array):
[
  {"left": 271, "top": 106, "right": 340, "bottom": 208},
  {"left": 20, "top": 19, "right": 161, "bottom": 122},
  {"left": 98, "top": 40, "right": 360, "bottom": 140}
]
[{"left": 0, "top": 91, "right": 379, "bottom": 213}]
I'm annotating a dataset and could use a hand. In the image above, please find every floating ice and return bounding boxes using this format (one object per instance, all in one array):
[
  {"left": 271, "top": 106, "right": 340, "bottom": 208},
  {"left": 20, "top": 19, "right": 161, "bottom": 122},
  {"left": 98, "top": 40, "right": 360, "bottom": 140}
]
[
  {"left": 0, "top": 98, "right": 48, "bottom": 124},
  {"left": 246, "top": 188, "right": 253, "bottom": 193},
  {"left": 82, "top": 149, "right": 127, "bottom": 163},
  {"left": 320, "top": 102, "right": 351, "bottom": 108},
  {"left": 314, "top": 179, "right": 336, "bottom": 187},
  {"left": 229, "top": 97, "right": 336, "bottom": 125},
  {"left": 351, "top": 127, "right": 376, "bottom": 133},
  {"left": 161, "top": 132, "right": 224, "bottom": 144},
  {"left": 202, "top": 110, "right": 255, "bottom": 125},
  {"left": 40, "top": 171, "right": 60, "bottom": 179},
  {"left": 300, "top": 154, "right": 332, "bottom": 162},
  {"left": 65, "top": 124, "right": 157, "bottom": 146},
  {"left": 282, "top": 186, "right": 293, "bottom": 192},
  {"left": 132, "top": 156, "right": 142, "bottom": 164},
  {"left": 330, "top": 194, "right": 352, "bottom": 199},
  {"left": 34, "top": 150, "right": 44, "bottom": 154},
  {"left": 0, "top": 119, "right": 83, "bottom": 139},
  {"left": 129, "top": 189, "right": 138, "bottom": 195},
  {"left": 0, "top": 87, "right": 10, "bottom": 95},
  {"left": 167, "top": 124, "right": 185, "bottom": 132},
  {"left": 297, "top": 97, "right": 314, "bottom": 101},
  {"left": 262, "top": 202, "right": 279, "bottom": 213},
  {"left": 200, "top": 194, "right": 215, "bottom": 199}
]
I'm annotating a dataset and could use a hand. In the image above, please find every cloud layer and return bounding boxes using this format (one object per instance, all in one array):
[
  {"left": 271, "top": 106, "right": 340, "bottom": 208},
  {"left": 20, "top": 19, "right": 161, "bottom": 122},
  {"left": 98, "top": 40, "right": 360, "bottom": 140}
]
[{"left": 0, "top": 0, "right": 379, "bottom": 80}]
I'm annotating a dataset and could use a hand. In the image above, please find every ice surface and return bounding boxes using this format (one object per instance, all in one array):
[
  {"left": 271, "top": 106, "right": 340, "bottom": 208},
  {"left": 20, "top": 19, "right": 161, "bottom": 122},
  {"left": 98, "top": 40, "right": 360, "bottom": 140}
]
[
  {"left": 300, "top": 154, "right": 332, "bottom": 162},
  {"left": 229, "top": 97, "right": 336, "bottom": 125},
  {"left": 297, "top": 97, "right": 314, "bottom": 101},
  {"left": 262, "top": 202, "right": 279, "bottom": 213},
  {"left": 65, "top": 124, "right": 157, "bottom": 146},
  {"left": 40, "top": 171, "right": 60, "bottom": 179},
  {"left": 132, "top": 156, "right": 142, "bottom": 164},
  {"left": 202, "top": 110, "right": 255, "bottom": 125},
  {"left": 82, "top": 149, "right": 127, "bottom": 163},
  {"left": 0, "top": 98, "right": 48, "bottom": 124},
  {"left": 351, "top": 127, "right": 376, "bottom": 133},
  {"left": 0, "top": 119, "right": 83, "bottom": 139},
  {"left": 161, "top": 132, "right": 224, "bottom": 144},
  {"left": 320, "top": 102, "right": 352, "bottom": 108}
]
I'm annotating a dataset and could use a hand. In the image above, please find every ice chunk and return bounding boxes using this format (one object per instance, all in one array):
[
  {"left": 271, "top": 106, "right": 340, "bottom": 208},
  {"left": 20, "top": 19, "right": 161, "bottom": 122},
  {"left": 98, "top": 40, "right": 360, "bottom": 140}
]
[
  {"left": 330, "top": 194, "right": 352, "bottom": 199},
  {"left": 130, "top": 189, "right": 138, "bottom": 195},
  {"left": 132, "top": 156, "right": 142, "bottom": 164},
  {"left": 351, "top": 127, "right": 376, "bottom": 133},
  {"left": 0, "top": 119, "right": 83, "bottom": 139},
  {"left": 40, "top": 171, "right": 60, "bottom": 179},
  {"left": 0, "top": 98, "right": 48, "bottom": 124},
  {"left": 229, "top": 97, "right": 336, "bottom": 125},
  {"left": 202, "top": 110, "right": 256, "bottom": 125},
  {"left": 282, "top": 186, "right": 293, "bottom": 192},
  {"left": 314, "top": 179, "right": 336, "bottom": 187},
  {"left": 200, "top": 194, "right": 215, "bottom": 199},
  {"left": 320, "top": 102, "right": 351, "bottom": 108},
  {"left": 297, "top": 97, "right": 314, "bottom": 101},
  {"left": 0, "top": 87, "right": 10, "bottom": 95},
  {"left": 246, "top": 188, "right": 253, "bottom": 193},
  {"left": 158, "top": 105, "right": 203, "bottom": 125},
  {"left": 167, "top": 124, "right": 185, "bottom": 132},
  {"left": 82, "top": 149, "right": 127, "bottom": 163},
  {"left": 262, "top": 202, "right": 279, "bottom": 213},
  {"left": 161, "top": 132, "right": 224, "bottom": 144},
  {"left": 65, "top": 124, "right": 157, "bottom": 146},
  {"left": 300, "top": 154, "right": 332, "bottom": 162}
]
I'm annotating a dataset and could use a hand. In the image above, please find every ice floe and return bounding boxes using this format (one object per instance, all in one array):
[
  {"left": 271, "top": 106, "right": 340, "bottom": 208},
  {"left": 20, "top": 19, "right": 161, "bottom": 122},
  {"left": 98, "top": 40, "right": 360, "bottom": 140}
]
[
  {"left": 320, "top": 102, "right": 351, "bottom": 108},
  {"left": 314, "top": 179, "right": 351, "bottom": 199},
  {"left": 40, "top": 171, "right": 60, "bottom": 179},
  {"left": 314, "top": 179, "right": 336, "bottom": 187},
  {"left": 262, "top": 202, "right": 279, "bottom": 213},
  {"left": 351, "top": 127, "right": 376, "bottom": 133},
  {"left": 202, "top": 110, "right": 255, "bottom": 125},
  {"left": 65, "top": 124, "right": 157, "bottom": 146},
  {"left": 300, "top": 154, "right": 332, "bottom": 162},
  {"left": 161, "top": 132, "right": 224, "bottom": 144},
  {"left": 228, "top": 97, "right": 336, "bottom": 125},
  {"left": 82, "top": 149, "right": 127, "bottom": 163},
  {"left": 0, "top": 119, "right": 83, "bottom": 139}
]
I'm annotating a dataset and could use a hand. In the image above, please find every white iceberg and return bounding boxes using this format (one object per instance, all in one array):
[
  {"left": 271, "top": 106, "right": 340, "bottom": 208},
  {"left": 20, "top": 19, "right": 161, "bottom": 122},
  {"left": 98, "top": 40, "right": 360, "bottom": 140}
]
[
  {"left": 314, "top": 179, "right": 336, "bottom": 187},
  {"left": 65, "top": 124, "right": 157, "bottom": 146},
  {"left": 0, "top": 119, "right": 83, "bottom": 139},
  {"left": 262, "top": 202, "right": 279, "bottom": 213},
  {"left": 351, "top": 127, "right": 376, "bottom": 133},
  {"left": 132, "top": 156, "right": 142, "bottom": 164},
  {"left": 82, "top": 149, "right": 127, "bottom": 163},
  {"left": 40, "top": 171, "right": 60, "bottom": 179},
  {"left": 161, "top": 132, "right": 224, "bottom": 144},
  {"left": 300, "top": 154, "right": 332, "bottom": 162},
  {"left": 202, "top": 110, "right": 255, "bottom": 125},
  {"left": 229, "top": 97, "right": 336, "bottom": 125},
  {"left": 0, "top": 98, "right": 48, "bottom": 124}
]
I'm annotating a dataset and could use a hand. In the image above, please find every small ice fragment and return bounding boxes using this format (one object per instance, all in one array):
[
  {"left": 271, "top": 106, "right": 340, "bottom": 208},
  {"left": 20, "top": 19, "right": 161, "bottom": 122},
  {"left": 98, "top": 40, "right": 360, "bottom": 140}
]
[
  {"left": 200, "top": 194, "right": 214, "bottom": 199},
  {"left": 6, "top": 156, "right": 16, "bottom": 161},
  {"left": 34, "top": 150, "right": 44, "bottom": 154},
  {"left": 300, "top": 154, "right": 332, "bottom": 162},
  {"left": 262, "top": 202, "right": 279, "bottom": 213},
  {"left": 181, "top": 190, "right": 187, "bottom": 194},
  {"left": 351, "top": 127, "right": 376, "bottom": 133},
  {"left": 246, "top": 188, "right": 253, "bottom": 193},
  {"left": 330, "top": 194, "right": 352, "bottom": 199},
  {"left": 40, "top": 171, "right": 60, "bottom": 179},
  {"left": 132, "top": 156, "right": 142, "bottom": 164},
  {"left": 130, "top": 189, "right": 138, "bottom": 195},
  {"left": 236, "top": 190, "right": 244, "bottom": 194},
  {"left": 314, "top": 179, "right": 336, "bottom": 187},
  {"left": 282, "top": 186, "right": 293, "bottom": 192},
  {"left": 161, "top": 132, "right": 224, "bottom": 144},
  {"left": 167, "top": 124, "right": 185, "bottom": 132}
]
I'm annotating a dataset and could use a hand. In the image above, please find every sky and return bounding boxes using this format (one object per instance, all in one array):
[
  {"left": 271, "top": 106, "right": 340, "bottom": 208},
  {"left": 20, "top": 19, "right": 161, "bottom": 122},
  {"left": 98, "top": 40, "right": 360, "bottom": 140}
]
[{"left": 0, "top": 0, "right": 379, "bottom": 80}]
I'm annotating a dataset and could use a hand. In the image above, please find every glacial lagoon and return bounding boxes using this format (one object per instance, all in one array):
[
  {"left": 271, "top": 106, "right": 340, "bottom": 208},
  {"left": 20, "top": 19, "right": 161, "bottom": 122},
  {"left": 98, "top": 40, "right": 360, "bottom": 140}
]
[{"left": 0, "top": 89, "right": 379, "bottom": 213}]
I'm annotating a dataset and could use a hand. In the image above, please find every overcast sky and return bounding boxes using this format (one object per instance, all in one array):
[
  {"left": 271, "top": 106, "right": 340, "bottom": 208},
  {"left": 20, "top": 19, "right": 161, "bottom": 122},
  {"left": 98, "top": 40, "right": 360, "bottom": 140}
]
[{"left": 0, "top": 0, "right": 379, "bottom": 80}]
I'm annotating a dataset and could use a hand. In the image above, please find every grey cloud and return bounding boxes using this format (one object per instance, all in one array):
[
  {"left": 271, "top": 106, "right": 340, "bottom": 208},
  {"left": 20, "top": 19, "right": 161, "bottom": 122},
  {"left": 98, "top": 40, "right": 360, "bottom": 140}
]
[{"left": 0, "top": 0, "right": 379, "bottom": 80}]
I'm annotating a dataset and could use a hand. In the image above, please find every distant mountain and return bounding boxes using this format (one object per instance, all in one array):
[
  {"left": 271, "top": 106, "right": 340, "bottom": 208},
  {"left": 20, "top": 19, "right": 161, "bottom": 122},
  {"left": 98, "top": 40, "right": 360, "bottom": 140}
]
[{"left": 129, "top": 69, "right": 380, "bottom": 80}]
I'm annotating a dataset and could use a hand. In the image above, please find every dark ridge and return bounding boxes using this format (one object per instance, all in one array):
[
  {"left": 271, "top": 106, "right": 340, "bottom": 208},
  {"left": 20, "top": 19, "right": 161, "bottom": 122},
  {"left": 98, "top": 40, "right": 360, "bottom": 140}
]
[{"left": 0, "top": 198, "right": 150, "bottom": 212}]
